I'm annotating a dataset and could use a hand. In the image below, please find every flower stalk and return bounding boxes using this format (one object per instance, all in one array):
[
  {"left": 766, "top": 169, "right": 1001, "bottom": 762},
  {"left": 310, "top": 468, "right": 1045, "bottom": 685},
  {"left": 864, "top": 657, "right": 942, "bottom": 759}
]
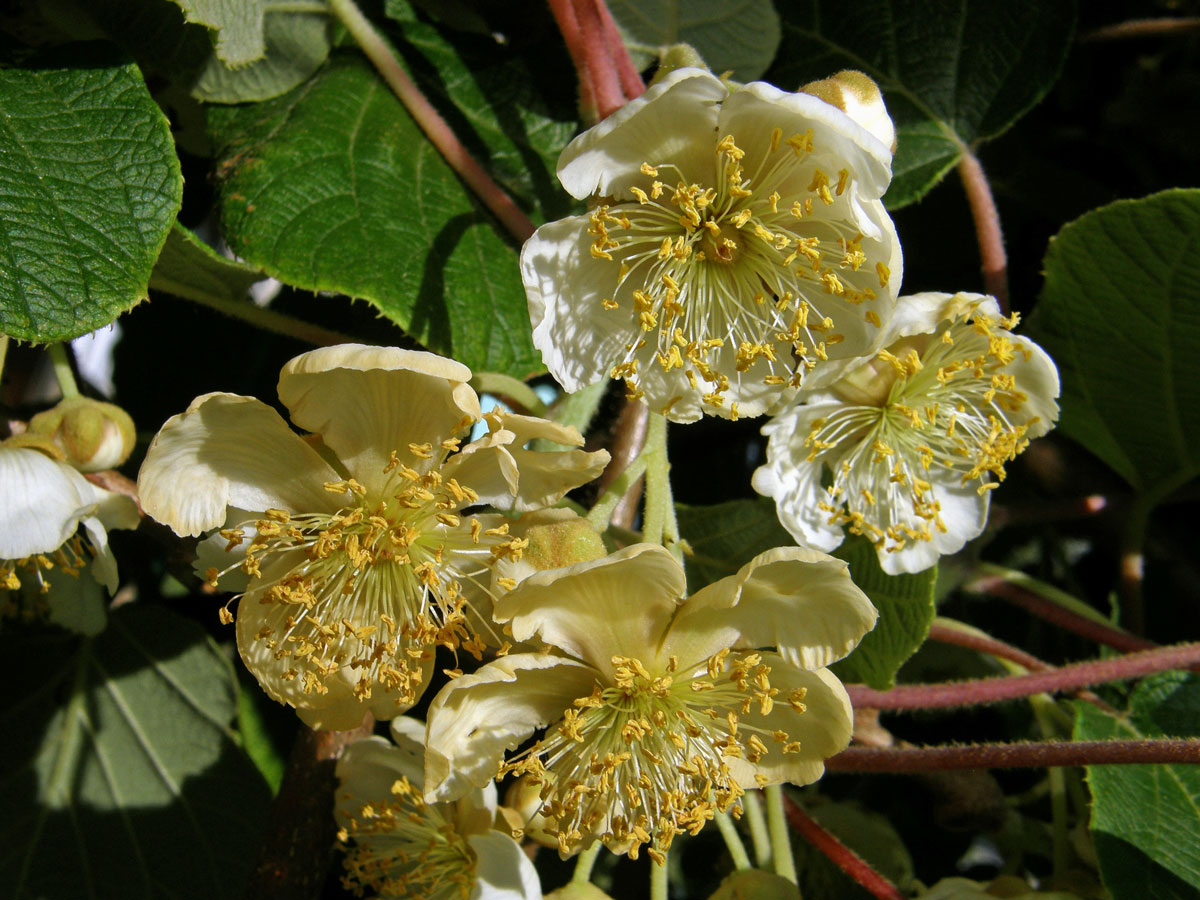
[
  {"left": 956, "top": 149, "right": 1008, "bottom": 310},
  {"left": 784, "top": 794, "right": 907, "bottom": 900},
  {"left": 765, "top": 784, "right": 798, "bottom": 884},
  {"left": 47, "top": 343, "right": 79, "bottom": 399},
  {"left": 714, "top": 810, "right": 753, "bottom": 871}
]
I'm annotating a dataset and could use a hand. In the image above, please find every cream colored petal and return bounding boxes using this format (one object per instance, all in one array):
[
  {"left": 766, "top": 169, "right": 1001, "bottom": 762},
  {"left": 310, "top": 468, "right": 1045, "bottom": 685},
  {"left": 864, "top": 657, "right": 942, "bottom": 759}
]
[
  {"left": 557, "top": 67, "right": 726, "bottom": 200},
  {"left": 505, "top": 446, "right": 610, "bottom": 513},
  {"left": 138, "top": 393, "right": 342, "bottom": 537},
  {"left": 801, "top": 70, "right": 896, "bottom": 153},
  {"left": 725, "top": 661, "right": 852, "bottom": 788},
  {"left": 493, "top": 544, "right": 685, "bottom": 674},
  {"left": 277, "top": 344, "right": 481, "bottom": 495},
  {"left": 466, "top": 831, "right": 544, "bottom": 900},
  {"left": 0, "top": 446, "right": 94, "bottom": 558},
  {"left": 874, "top": 478, "right": 987, "bottom": 576},
  {"left": 665, "top": 547, "right": 876, "bottom": 671},
  {"left": 80, "top": 515, "right": 119, "bottom": 595},
  {"left": 89, "top": 485, "right": 140, "bottom": 533},
  {"left": 424, "top": 654, "right": 596, "bottom": 803},
  {"left": 522, "top": 216, "right": 631, "bottom": 394},
  {"left": 882, "top": 292, "right": 999, "bottom": 346},
  {"left": 1009, "top": 335, "right": 1060, "bottom": 439},
  {"left": 334, "top": 735, "right": 423, "bottom": 826}
]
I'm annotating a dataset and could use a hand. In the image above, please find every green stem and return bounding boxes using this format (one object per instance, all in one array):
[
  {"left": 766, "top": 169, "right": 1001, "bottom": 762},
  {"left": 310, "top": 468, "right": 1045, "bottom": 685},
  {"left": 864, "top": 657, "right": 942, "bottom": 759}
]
[
  {"left": 469, "top": 372, "right": 549, "bottom": 418},
  {"left": 714, "top": 810, "right": 753, "bottom": 870},
  {"left": 1030, "top": 696, "right": 1071, "bottom": 882},
  {"left": 571, "top": 842, "right": 602, "bottom": 885},
  {"left": 153, "top": 276, "right": 358, "bottom": 346},
  {"left": 641, "top": 412, "right": 679, "bottom": 557},
  {"left": 765, "top": 785, "right": 798, "bottom": 884},
  {"left": 650, "top": 847, "right": 669, "bottom": 900},
  {"left": 0, "top": 335, "right": 9, "bottom": 384},
  {"left": 587, "top": 454, "right": 649, "bottom": 531},
  {"left": 973, "top": 563, "right": 1122, "bottom": 630},
  {"left": 327, "top": 0, "right": 535, "bottom": 243},
  {"left": 47, "top": 343, "right": 79, "bottom": 398},
  {"left": 265, "top": 1, "right": 328, "bottom": 12},
  {"left": 743, "top": 791, "right": 772, "bottom": 868},
  {"left": 1118, "top": 495, "right": 1152, "bottom": 634}
]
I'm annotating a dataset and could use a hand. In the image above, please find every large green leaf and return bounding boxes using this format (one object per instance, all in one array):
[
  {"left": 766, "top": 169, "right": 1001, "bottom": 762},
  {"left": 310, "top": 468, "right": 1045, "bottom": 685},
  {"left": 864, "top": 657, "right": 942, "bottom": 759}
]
[
  {"left": 768, "top": 1, "right": 1075, "bottom": 208},
  {"left": 170, "top": 0, "right": 266, "bottom": 66},
  {"left": 0, "top": 46, "right": 182, "bottom": 342},
  {"left": 1027, "top": 189, "right": 1200, "bottom": 498},
  {"left": 675, "top": 497, "right": 794, "bottom": 591},
  {"left": 1073, "top": 671, "right": 1200, "bottom": 900},
  {"left": 0, "top": 604, "right": 270, "bottom": 899},
  {"left": 608, "top": 0, "right": 781, "bottom": 82},
  {"left": 828, "top": 535, "right": 936, "bottom": 690},
  {"left": 209, "top": 33, "right": 573, "bottom": 375}
]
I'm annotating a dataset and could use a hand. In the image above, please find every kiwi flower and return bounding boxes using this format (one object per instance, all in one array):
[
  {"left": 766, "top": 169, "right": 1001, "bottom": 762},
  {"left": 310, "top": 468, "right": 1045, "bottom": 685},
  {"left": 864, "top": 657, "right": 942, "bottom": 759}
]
[
  {"left": 753, "top": 292, "right": 1060, "bottom": 574},
  {"left": 521, "top": 67, "right": 902, "bottom": 423},
  {"left": 422, "top": 543, "right": 876, "bottom": 862},
  {"left": 0, "top": 441, "right": 138, "bottom": 635},
  {"left": 137, "top": 345, "right": 608, "bottom": 730},
  {"left": 335, "top": 717, "right": 541, "bottom": 900}
]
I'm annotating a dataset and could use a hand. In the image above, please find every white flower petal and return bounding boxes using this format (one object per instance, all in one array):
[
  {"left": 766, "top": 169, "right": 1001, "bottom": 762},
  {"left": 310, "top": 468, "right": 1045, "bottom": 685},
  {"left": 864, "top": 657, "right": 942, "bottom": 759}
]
[
  {"left": 881, "top": 291, "right": 1000, "bottom": 346},
  {"left": 441, "top": 437, "right": 522, "bottom": 506},
  {"left": 424, "top": 654, "right": 596, "bottom": 802},
  {"left": 492, "top": 544, "right": 686, "bottom": 673},
  {"left": 523, "top": 215, "right": 632, "bottom": 394},
  {"left": 466, "top": 831, "right": 544, "bottom": 900},
  {"left": 665, "top": 547, "right": 876, "bottom": 670},
  {"left": 277, "top": 344, "right": 481, "bottom": 494},
  {"left": 1010, "top": 335, "right": 1061, "bottom": 439},
  {"left": 557, "top": 67, "right": 726, "bottom": 200},
  {"left": 334, "top": 735, "right": 423, "bottom": 824},
  {"left": 0, "top": 446, "right": 95, "bottom": 558},
  {"left": 876, "top": 479, "right": 987, "bottom": 575},
  {"left": 138, "top": 393, "right": 342, "bottom": 537},
  {"left": 726, "top": 662, "right": 852, "bottom": 788}
]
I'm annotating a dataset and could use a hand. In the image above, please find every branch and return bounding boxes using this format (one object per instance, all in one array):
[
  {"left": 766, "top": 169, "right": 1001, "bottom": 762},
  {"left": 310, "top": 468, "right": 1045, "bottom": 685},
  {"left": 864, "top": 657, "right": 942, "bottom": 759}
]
[
  {"left": 927, "top": 620, "right": 1050, "bottom": 672},
  {"left": 1081, "top": 17, "right": 1200, "bottom": 42},
  {"left": 783, "top": 795, "right": 907, "bottom": 900},
  {"left": 827, "top": 739, "right": 1200, "bottom": 773},
  {"left": 242, "top": 718, "right": 375, "bottom": 900},
  {"left": 846, "top": 643, "right": 1200, "bottom": 711},
  {"left": 956, "top": 150, "right": 1007, "bottom": 310}
]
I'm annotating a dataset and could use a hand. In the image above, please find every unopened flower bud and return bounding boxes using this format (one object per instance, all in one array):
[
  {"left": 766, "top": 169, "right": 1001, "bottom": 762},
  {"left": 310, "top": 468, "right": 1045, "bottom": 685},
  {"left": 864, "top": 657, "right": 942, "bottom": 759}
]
[
  {"left": 28, "top": 397, "right": 136, "bottom": 472},
  {"left": 800, "top": 70, "right": 896, "bottom": 153},
  {"left": 522, "top": 511, "right": 607, "bottom": 571}
]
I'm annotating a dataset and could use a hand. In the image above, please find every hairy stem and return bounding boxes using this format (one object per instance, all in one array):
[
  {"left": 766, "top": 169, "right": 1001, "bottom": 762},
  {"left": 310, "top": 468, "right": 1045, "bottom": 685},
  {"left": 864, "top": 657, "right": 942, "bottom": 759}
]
[
  {"left": 604, "top": 397, "right": 651, "bottom": 529},
  {"left": 784, "top": 794, "right": 906, "bottom": 900},
  {"left": 156, "top": 284, "right": 358, "bottom": 347},
  {"left": 546, "top": 0, "right": 597, "bottom": 120},
  {"left": 826, "top": 739, "right": 1200, "bottom": 772},
  {"left": 846, "top": 642, "right": 1200, "bottom": 711},
  {"left": 956, "top": 149, "right": 1008, "bottom": 310},
  {"left": 571, "top": 842, "right": 603, "bottom": 884},
  {"left": 1118, "top": 495, "right": 1151, "bottom": 634},
  {"left": 328, "top": 0, "right": 535, "bottom": 242},
  {"left": 47, "top": 343, "right": 79, "bottom": 398}
]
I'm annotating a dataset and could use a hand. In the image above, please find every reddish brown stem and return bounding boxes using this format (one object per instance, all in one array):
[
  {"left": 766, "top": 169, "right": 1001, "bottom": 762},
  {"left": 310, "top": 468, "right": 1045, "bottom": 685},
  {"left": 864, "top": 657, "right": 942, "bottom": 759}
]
[
  {"left": 591, "top": 0, "right": 645, "bottom": 101},
  {"left": 605, "top": 397, "right": 650, "bottom": 528},
  {"left": 546, "top": 0, "right": 597, "bottom": 120},
  {"left": 969, "top": 575, "right": 1157, "bottom": 654},
  {"left": 1081, "top": 17, "right": 1200, "bottom": 42},
  {"left": 956, "top": 150, "right": 1008, "bottom": 310},
  {"left": 783, "top": 795, "right": 907, "bottom": 900},
  {"left": 828, "top": 739, "right": 1200, "bottom": 773},
  {"left": 572, "top": 0, "right": 631, "bottom": 119},
  {"left": 241, "top": 719, "right": 375, "bottom": 900},
  {"left": 846, "top": 642, "right": 1200, "bottom": 711}
]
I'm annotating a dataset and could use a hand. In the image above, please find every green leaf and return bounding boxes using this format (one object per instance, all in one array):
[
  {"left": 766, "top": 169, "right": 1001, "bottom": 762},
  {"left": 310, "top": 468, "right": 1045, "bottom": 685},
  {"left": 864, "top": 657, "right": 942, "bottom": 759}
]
[
  {"left": 0, "top": 46, "right": 182, "bottom": 342},
  {"left": 1027, "top": 189, "right": 1200, "bottom": 498},
  {"left": 149, "top": 222, "right": 265, "bottom": 305},
  {"left": 1073, "top": 671, "right": 1200, "bottom": 899},
  {"left": 829, "top": 536, "right": 936, "bottom": 690},
  {"left": 768, "top": 1, "right": 1075, "bottom": 208},
  {"left": 675, "top": 497, "right": 794, "bottom": 591},
  {"left": 608, "top": 0, "right": 782, "bottom": 82},
  {"left": 0, "top": 604, "right": 270, "bottom": 899},
  {"left": 209, "top": 25, "right": 575, "bottom": 375},
  {"left": 67, "top": 0, "right": 331, "bottom": 104},
  {"left": 170, "top": 0, "right": 266, "bottom": 66}
]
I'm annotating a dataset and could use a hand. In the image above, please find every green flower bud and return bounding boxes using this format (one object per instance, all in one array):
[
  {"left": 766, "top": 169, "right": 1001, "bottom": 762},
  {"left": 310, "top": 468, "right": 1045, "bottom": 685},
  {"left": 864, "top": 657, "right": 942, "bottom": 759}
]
[
  {"left": 28, "top": 397, "right": 136, "bottom": 472},
  {"left": 521, "top": 509, "right": 607, "bottom": 571}
]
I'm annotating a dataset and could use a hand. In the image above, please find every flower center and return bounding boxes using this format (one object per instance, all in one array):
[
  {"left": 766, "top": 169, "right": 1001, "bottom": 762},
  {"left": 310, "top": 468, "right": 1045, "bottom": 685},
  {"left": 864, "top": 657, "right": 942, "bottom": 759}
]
[
  {"left": 587, "top": 130, "right": 892, "bottom": 416},
  {"left": 807, "top": 312, "right": 1038, "bottom": 553},
  {"left": 1, "top": 533, "right": 95, "bottom": 623},
  {"left": 339, "top": 774, "right": 475, "bottom": 900},
  {"left": 222, "top": 450, "right": 527, "bottom": 709},
  {"left": 502, "top": 650, "right": 807, "bottom": 863}
]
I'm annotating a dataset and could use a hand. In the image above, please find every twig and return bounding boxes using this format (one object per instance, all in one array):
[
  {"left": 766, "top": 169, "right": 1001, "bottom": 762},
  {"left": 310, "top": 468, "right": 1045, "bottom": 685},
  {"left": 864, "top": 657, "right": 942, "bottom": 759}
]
[
  {"left": 605, "top": 397, "right": 650, "bottom": 528},
  {"left": 827, "top": 739, "right": 1200, "bottom": 772},
  {"left": 241, "top": 718, "right": 375, "bottom": 900},
  {"left": 546, "top": 0, "right": 597, "bottom": 120},
  {"left": 589, "top": 0, "right": 645, "bottom": 102},
  {"left": 573, "top": 0, "right": 628, "bottom": 120},
  {"left": 328, "top": 0, "right": 536, "bottom": 243},
  {"left": 1081, "top": 17, "right": 1200, "bottom": 42},
  {"left": 927, "top": 620, "right": 1050, "bottom": 672},
  {"left": 783, "top": 795, "right": 907, "bottom": 900},
  {"left": 846, "top": 642, "right": 1200, "bottom": 711},
  {"left": 956, "top": 150, "right": 1008, "bottom": 310}
]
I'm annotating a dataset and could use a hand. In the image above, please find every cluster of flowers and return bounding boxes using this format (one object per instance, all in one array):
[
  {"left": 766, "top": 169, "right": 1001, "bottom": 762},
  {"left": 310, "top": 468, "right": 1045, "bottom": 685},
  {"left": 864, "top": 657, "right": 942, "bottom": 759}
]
[{"left": 1, "top": 64, "right": 1059, "bottom": 898}]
